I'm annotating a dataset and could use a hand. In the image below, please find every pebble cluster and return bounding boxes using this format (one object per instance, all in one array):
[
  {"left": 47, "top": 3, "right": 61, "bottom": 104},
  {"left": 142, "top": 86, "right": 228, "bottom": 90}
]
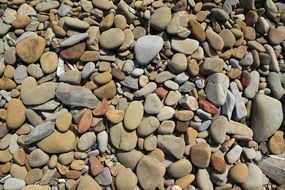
[{"left": 0, "top": 0, "right": 285, "bottom": 189}]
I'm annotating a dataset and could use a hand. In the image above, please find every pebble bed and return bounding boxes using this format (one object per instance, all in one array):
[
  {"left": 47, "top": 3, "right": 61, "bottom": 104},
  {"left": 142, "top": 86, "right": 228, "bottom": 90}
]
[{"left": 0, "top": 0, "right": 284, "bottom": 190}]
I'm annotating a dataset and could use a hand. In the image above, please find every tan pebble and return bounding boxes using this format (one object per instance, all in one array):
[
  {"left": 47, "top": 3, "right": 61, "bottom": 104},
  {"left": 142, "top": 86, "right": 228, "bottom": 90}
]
[
  {"left": 268, "top": 131, "right": 284, "bottom": 155},
  {"left": 80, "top": 51, "right": 100, "bottom": 62},
  {"left": 175, "top": 174, "right": 195, "bottom": 189},
  {"left": 106, "top": 109, "right": 124, "bottom": 124},
  {"left": 6, "top": 99, "right": 26, "bottom": 129},
  {"left": 55, "top": 112, "right": 72, "bottom": 132},
  {"left": 93, "top": 71, "right": 112, "bottom": 85},
  {"left": 70, "top": 160, "right": 85, "bottom": 171},
  {"left": 11, "top": 15, "right": 31, "bottom": 29}
]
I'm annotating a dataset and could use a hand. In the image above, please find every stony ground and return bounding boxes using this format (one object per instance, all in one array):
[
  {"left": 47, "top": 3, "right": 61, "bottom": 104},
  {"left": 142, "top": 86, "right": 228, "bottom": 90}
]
[{"left": 0, "top": 0, "right": 284, "bottom": 189}]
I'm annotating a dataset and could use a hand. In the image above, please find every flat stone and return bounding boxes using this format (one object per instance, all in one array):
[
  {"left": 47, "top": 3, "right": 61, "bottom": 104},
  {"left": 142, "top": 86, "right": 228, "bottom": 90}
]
[
  {"left": 61, "top": 33, "right": 89, "bottom": 47},
  {"left": 64, "top": 17, "right": 89, "bottom": 30},
  {"left": 157, "top": 106, "right": 176, "bottom": 121},
  {"left": 251, "top": 95, "right": 283, "bottom": 142},
  {"left": 99, "top": 28, "right": 125, "bottom": 49},
  {"left": 25, "top": 168, "right": 43, "bottom": 185},
  {"left": 229, "top": 82, "right": 247, "bottom": 120},
  {"left": 28, "top": 149, "right": 49, "bottom": 167},
  {"left": 268, "top": 26, "right": 285, "bottom": 45},
  {"left": 157, "top": 135, "right": 185, "bottom": 159},
  {"left": 168, "top": 53, "right": 187, "bottom": 74},
  {"left": 150, "top": 7, "right": 171, "bottom": 31},
  {"left": 16, "top": 36, "right": 45, "bottom": 64},
  {"left": 37, "top": 130, "right": 76, "bottom": 154},
  {"left": 116, "top": 168, "right": 137, "bottom": 190},
  {"left": 14, "top": 65, "right": 28, "bottom": 84},
  {"left": 21, "top": 82, "right": 57, "bottom": 105},
  {"left": 268, "top": 72, "right": 284, "bottom": 100},
  {"left": 229, "top": 163, "right": 248, "bottom": 183},
  {"left": 144, "top": 93, "right": 163, "bottom": 115},
  {"left": 60, "top": 42, "right": 86, "bottom": 61},
  {"left": 35, "top": 1, "right": 59, "bottom": 11},
  {"left": 210, "top": 116, "right": 227, "bottom": 144},
  {"left": 241, "top": 163, "right": 263, "bottom": 190},
  {"left": 136, "top": 156, "right": 165, "bottom": 190},
  {"left": 94, "top": 80, "right": 116, "bottom": 100},
  {"left": 77, "top": 175, "right": 102, "bottom": 190},
  {"left": 78, "top": 131, "right": 96, "bottom": 151},
  {"left": 25, "top": 121, "right": 55, "bottom": 145},
  {"left": 0, "top": 22, "right": 11, "bottom": 36},
  {"left": 190, "top": 143, "right": 211, "bottom": 168},
  {"left": 134, "top": 35, "right": 164, "bottom": 65},
  {"left": 167, "top": 159, "right": 192, "bottom": 178},
  {"left": 200, "top": 57, "right": 224, "bottom": 75},
  {"left": 40, "top": 52, "right": 58, "bottom": 74},
  {"left": 206, "top": 29, "right": 224, "bottom": 51},
  {"left": 95, "top": 167, "right": 112, "bottom": 186},
  {"left": 124, "top": 101, "right": 144, "bottom": 130},
  {"left": 268, "top": 131, "right": 285, "bottom": 155},
  {"left": 137, "top": 116, "right": 160, "bottom": 137},
  {"left": 7, "top": 99, "right": 26, "bottom": 129},
  {"left": 4, "top": 178, "right": 26, "bottom": 190},
  {"left": 171, "top": 38, "right": 199, "bottom": 55},
  {"left": 110, "top": 122, "right": 137, "bottom": 151},
  {"left": 167, "top": 11, "right": 190, "bottom": 38},
  {"left": 56, "top": 82, "right": 99, "bottom": 108},
  {"left": 197, "top": 169, "right": 214, "bottom": 190},
  {"left": 205, "top": 73, "right": 229, "bottom": 106},
  {"left": 227, "top": 120, "right": 253, "bottom": 137},
  {"left": 226, "top": 144, "right": 243, "bottom": 164},
  {"left": 117, "top": 149, "right": 144, "bottom": 170}
]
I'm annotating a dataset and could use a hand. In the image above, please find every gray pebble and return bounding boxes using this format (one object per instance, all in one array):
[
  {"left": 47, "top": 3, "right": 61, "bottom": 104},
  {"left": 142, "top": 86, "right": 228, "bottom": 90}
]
[
  {"left": 164, "top": 80, "right": 179, "bottom": 90},
  {"left": 82, "top": 62, "right": 95, "bottom": 79}
]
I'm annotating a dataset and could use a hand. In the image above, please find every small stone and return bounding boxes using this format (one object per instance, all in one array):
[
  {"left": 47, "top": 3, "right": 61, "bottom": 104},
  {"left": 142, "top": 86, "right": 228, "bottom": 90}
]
[
  {"left": 190, "top": 143, "right": 211, "bottom": 168},
  {"left": 210, "top": 116, "right": 227, "bottom": 144},
  {"left": 157, "top": 106, "right": 176, "bottom": 121},
  {"left": 189, "top": 19, "right": 206, "bottom": 42},
  {"left": 110, "top": 122, "right": 137, "bottom": 151},
  {"left": 205, "top": 73, "right": 229, "bottom": 106},
  {"left": 219, "top": 29, "right": 235, "bottom": 49},
  {"left": 60, "top": 42, "right": 86, "bottom": 61},
  {"left": 25, "top": 168, "right": 43, "bottom": 185},
  {"left": 137, "top": 116, "right": 160, "bottom": 137},
  {"left": 106, "top": 109, "right": 124, "bottom": 124},
  {"left": 268, "top": 131, "right": 285, "bottom": 155},
  {"left": 171, "top": 38, "right": 199, "bottom": 55},
  {"left": 77, "top": 175, "right": 102, "bottom": 190},
  {"left": 16, "top": 36, "right": 45, "bottom": 64},
  {"left": 60, "top": 70, "right": 81, "bottom": 85},
  {"left": 117, "top": 149, "right": 144, "bottom": 170},
  {"left": 136, "top": 156, "right": 165, "bottom": 190},
  {"left": 35, "top": 1, "right": 60, "bottom": 11},
  {"left": 144, "top": 93, "right": 163, "bottom": 115},
  {"left": 226, "top": 145, "right": 243, "bottom": 164},
  {"left": 241, "top": 163, "right": 263, "bottom": 190},
  {"left": 124, "top": 101, "right": 144, "bottom": 130},
  {"left": 157, "top": 135, "right": 185, "bottom": 159},
  {"left": 78, "top": 132, "right": 96, "bottom": 151},
  {"left": 268, "top": 26, "right": 285, "bottom": 45},
  {"left": 6, "top": 99, "right": 26, "bottom": 129},
  {"left": 95, "top": 167, "right": 112, "bottom": 186},
  {"left": 116, "top": 168, "right": 138, "bottom": 190},
  {"left": 78, "top": 109, "right": 93, "bottom": 134},
  {"left": 89, "top": 156, "right": 104, "bottom": 176},
  {"left": 167, "top": 159, "right": 192, "bottom": 178},
  {"left": 40, "top": 52, "right": 58, "bottom": 74},
  {"left": 0, "top": 150, "right": 12, "bottom": 162},
  {"left": 134, "top": 35, "right": 164, "bottom": 65},
  {"left": 64, "top": 17, "right": 90, "bottom": 30},
  {"left": 55, "top": 112, "right": 72, "bottom": 132},
  {"left": 25, "top": 121, "right": 55, "bottom": 145},
  {"left": 80, "top": 51, "right": 100, "bottom": 62},
  {"left": 229, "top": 163, "right": 248, "bottom": 183},
  {"left": 197, "top": 169, "right": 214, "bottom": 190},
  {"left": 211, "top": 151, "right": 227, "bottom": 174},
  {"left": 175, "top": 174, "right": 195, "bottom": 189},
  {"left": 99, "top": 28, "right": 125, "bottom": 49},
  {"left": 92, "top": 0, "right": 112, "bottom": 10},
  {"left": 206, "top": 29, "right": 224, "bottom": 51},
  {"left": 150, "top": 7, "right": 171, "bottom": 31},
  {"left": 200, "top": 58, "right": 224, "bottom": 75},
  {"left": 168, "top": 53, "right": 187, "bottom": 74},
  {"left": 94, "top": 80, "right": 116, "bottom": 100},
  {"left": 28, "top": 149, "right": 49, "bottom": 167}
]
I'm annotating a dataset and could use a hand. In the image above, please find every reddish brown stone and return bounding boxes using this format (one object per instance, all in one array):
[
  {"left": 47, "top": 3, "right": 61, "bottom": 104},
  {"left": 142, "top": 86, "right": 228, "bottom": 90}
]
[
  {"left": 60, "top": 42, "right": 86, "bottom": 61},
  {"left": 1, "top": 162, "right": 12, "bottom": 174},
  {"left": 89, "top": 156, "right": 104, "bottom": 176},
  {"left": 78, "top": 109, "right": 93, "bottom": 133},
  {"left": 241, "top": 70, "right": 251, "bottom": 87},
  {"left": 65, "top": 170, "right": 81, "bottom": 179},
  {"left": 154, "top": 87, "right": 168, "bottom": 99},
  {"left": 176, "top": 120, "right": 190, "bottom": 132},
  {"left": 92, "top": 98, "right": 109, "bottom": 116},
  {"left": 211, "top": 151, "right": 227, "bottom": 174},
  {"left": 198, "top": 99, "right": 220, "bottom": 115},
  {"left": 13, "top": 149, "right": 26, "bottom": 166}
]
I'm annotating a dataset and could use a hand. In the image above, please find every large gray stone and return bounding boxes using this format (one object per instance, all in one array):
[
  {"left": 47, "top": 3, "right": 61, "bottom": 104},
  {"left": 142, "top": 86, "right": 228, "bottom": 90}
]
[
  {"left": 251, "top": 95, "right": 283, "bottom": 142},
  {"left": 25, "top": 121, "right": 55, "bottom": 145},
  {"left": 55, "top": 82, "right": 99, "bottom": 109}
]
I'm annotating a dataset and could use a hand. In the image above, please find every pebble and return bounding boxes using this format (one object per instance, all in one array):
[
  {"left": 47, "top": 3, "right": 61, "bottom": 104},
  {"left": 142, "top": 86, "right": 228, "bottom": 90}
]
[
  {"left": 168, "top": 53, "right": 187, "bottom": 74},
  {"left": 167, "top": 159, "right": 192, "bottom": 179},
  {"left": 78, "top": 132, "right": 96, "bottom": 151},
  {"left": 134, "top": 35, "right": 164, "bottom": 65},
  {"left": 25, "top": 121, "right": 55, "bottom": 145},
  {"left": 116, "top": 168, "right": 138, "bottom": 190},
  {"left": 210, "top": 116, "right": 227, "bottom": 144},
  {"left": 200, "top": 57, "right": 224, "bottom": 75},
  {"left": 229, "top": 163, "right": 248, "bottom": 183},
  {"left": 99, "top": 28, "right": 125, "bottom": 49},
  {"left": 206, "top": 29, "right": 224, "bottom": 51},
  {"left": 144, "top": 93, "right": 163, "bottom": 115},
  {"left": 6, "top": 99, "right": 25, "bottom": 129},
  {"left": 28, "top": 149, "right": 49, "bottom": 167},
  {"left": 268, "top": 131, "right": 285, "bottom": 155},
  {"left": 205, "top": 73, "right": 229, "bottom": 106},
  {"left": 97, "top": 131, "right": 108, "bottom": 153},
  {"left": 197, "top": 169, "right": 214, "bottom": 190},
  {"left": 35, "top": 1, "right": 60, "bottom": 12},
  {"left": 251, "top": 95, "right": 283, "bottom": 142},
  {"left": 241, "top": 163, "right": 263, "bottom": 190},
  {"left": 136, "top": 156, "right": 165, "bottom": 190},
  {"left": 171, "top": 38, "right": 199, "bottom": 55},
  {"left": 4, "top": 178, "right": 26, "bottom": 190},
  {"left": 226, "top": 145, "right": 243, "bottom": 164},
  {"left": 157, "top": 135, "right": 185, "bottom": 159},
  {"left": 124, "top": 101, "right": 144, "bottom": 130},
  {"left": 150, "top": 7, "right": 171, "bottom": 31}
]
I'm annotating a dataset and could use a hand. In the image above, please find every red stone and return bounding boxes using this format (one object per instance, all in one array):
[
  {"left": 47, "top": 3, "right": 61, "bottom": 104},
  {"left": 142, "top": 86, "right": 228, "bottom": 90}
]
[
  {"left": 92, "top": 98, "right": 108, "bottom": 116},
  {"left": 89, "top": 156, "right": 104, "bottom": 176},
  {"left": 154, "top": 87, "right": 168, "bottom": 99},
  {"left": 241, "top": 70, "right": 251, "bottom": 87},
  {"left": 198, "top": 99, "right": 220, "bottom": 115},
  {"left": 60, "top": 42, "right": 86, "bottom": 61},
  {"left": 78, "top": 109, "right": 93, "bottom": 133},
  {"left": 65, "top": 170, "right": 81, "bottom": 179}
]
